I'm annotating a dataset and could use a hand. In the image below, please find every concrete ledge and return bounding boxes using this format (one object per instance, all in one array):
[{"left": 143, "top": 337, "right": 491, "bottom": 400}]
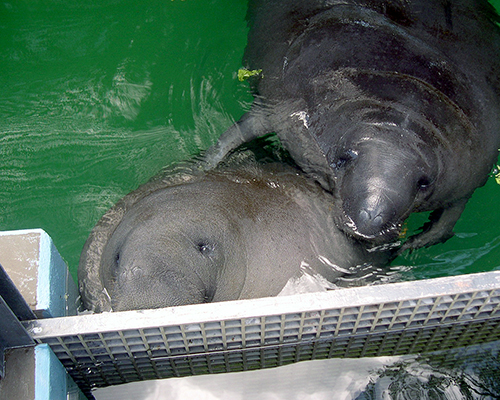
[{"left": 0, "top": 229, "right": 80, "bottom": 318}]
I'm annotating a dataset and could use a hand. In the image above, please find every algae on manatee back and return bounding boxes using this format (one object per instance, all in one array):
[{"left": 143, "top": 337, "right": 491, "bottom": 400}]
[
  {"left": 495, "top": 165, "right": 500, "bottom": 185},
  {"left": 238, "top": 68, "right": 262, "bottom": 81}
]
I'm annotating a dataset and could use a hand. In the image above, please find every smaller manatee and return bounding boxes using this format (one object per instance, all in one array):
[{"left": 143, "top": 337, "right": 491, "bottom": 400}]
[{"left": 78, "top": 157, "right": 394, "bottom": 312}]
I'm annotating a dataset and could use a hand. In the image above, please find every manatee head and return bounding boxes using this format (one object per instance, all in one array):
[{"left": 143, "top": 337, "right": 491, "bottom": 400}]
[
  {"left": 98, "top": 182, "right": 246, "bottom": 311},
  {"left": 328, "top": 122, "right": 439, "bottom": 244}
]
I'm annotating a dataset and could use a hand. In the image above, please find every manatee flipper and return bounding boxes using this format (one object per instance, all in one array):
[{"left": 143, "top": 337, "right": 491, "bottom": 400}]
[
  {"left": 399, "top": 199, "right": 469, "bottom": 252},
  {"left": 203, "top": 107, "right": 271, "bottom": 169}
]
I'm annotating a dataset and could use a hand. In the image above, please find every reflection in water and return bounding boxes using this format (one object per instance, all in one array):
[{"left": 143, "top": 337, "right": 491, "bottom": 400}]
[
  {"left": 405, "top": 235, "right": 500, "bottom": 280},
  {"left": 359, "top": 362, "right": 486, "bottom": 399},
  {"left": 105, "top": 60, "right": 152, "bottom": 121},
  {"left": 93, "top": 341, "right": 500, "bottom": 400},
  {"left": 277, "top": 257, "right": 414, "bottom": 295},
  {"left": 357, "top": 341, "right": 500, "bottom": 400}
]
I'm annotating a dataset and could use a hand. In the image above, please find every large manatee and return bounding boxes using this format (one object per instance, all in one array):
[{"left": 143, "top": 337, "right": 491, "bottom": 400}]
[
  {"left": 78, "top": 157, "right": 394, "bottom": 312},
  {"left": 205, "top": 0, "right": 500, "bottom": 251}
]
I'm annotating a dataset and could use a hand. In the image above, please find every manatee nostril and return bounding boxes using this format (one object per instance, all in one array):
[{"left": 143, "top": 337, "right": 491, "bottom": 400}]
[
  {"left": 358, "top": 209, "right": 384, "bottom": 229},
  {"left": 373, "top": 214, "right": 383, "bottom": 226},
  {"left": 359, "top": 209, "right": 370, "bottom": 223},
  {"left": 333, "top": 149, "right": 358, "bottom": 169}
]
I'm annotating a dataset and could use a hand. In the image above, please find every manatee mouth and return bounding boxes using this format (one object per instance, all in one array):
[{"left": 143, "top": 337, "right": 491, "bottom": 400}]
[{"left": 338, "top": 210, "right": 403, "bottom": 245}]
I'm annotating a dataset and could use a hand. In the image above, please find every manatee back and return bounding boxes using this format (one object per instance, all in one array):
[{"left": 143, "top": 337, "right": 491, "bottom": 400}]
[
  {"left": 211, "top": 162, "right": 394, "bottom": 299},
  {"left": 245, "top": 0, "right": 500, "bottom": 155}
]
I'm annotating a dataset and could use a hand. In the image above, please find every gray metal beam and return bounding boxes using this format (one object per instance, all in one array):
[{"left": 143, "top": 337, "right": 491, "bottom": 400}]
[
  {"left": 0, "top": 264, "right": 36, "bottom": 321},
  {"left": 0, "top": 296, "right": 34, "bottom": 378},
  {"left": 0, "top": 263, "right": 36, "bottom": 378}
]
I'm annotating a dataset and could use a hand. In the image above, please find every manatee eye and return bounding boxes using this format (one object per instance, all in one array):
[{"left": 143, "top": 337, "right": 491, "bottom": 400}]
[
  {"left": 333, "top": 149, "right": 358, "bottom": 169},
  {"left": 115, "top": 252, "right": 120, "bottom": 265},
  {"left": 417, "top": 175, "right": 432, "bottom": 190},
  {"left": 196, "top": 241, "right": 215, "bottom": 257}
]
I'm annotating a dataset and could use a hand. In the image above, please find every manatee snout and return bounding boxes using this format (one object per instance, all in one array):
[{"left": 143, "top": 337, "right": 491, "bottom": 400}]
[
  {"left": 340, "top": 184, "right": 404, "bottom": 243},
  {"left": 112, "top": 266, "right": 211, "bottom": 311},
  {"left": 332, "top": 130, "right": 437, "bottom": 244},
  {"left": 100, "top": 213, "right": 225, "bottom": 311}
]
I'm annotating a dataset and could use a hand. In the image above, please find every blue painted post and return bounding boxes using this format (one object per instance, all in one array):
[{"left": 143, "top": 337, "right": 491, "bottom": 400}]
[{"left": 35, "top": 344, "right": 86, "bottom": 400}]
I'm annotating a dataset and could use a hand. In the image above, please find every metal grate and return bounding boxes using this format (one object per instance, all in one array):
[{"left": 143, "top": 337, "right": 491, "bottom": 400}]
[{"left": 23, "top": 271, "right": 500, "bottom": 398}]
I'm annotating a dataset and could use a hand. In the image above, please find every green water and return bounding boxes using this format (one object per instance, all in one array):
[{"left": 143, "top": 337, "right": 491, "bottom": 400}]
[{"left": 1, "top": 0, "right": 499, "bottom": 282}]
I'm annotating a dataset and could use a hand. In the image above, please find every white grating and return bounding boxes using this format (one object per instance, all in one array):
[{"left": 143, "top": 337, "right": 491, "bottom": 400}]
[{"left": 23, "top": 271, "right": 500, "bottom": 398}]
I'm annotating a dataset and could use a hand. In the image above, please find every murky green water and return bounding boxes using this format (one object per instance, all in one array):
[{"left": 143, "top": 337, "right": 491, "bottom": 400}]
[
  {"left": 0, "top": 0, "right": 251, "bottom": 276},
  {"left": 1, "top": 0, "right": 499, "bottom": 284}
]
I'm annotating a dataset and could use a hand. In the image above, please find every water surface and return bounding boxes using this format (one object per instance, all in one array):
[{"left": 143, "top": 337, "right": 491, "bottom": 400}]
[{"left": 1, "top": 0, "right": 251, "bottom": 275}]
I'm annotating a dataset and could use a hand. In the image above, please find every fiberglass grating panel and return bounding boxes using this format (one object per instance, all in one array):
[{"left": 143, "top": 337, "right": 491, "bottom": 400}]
[{"left": 22, "top": 271, "right": 500, "bottom": 398}]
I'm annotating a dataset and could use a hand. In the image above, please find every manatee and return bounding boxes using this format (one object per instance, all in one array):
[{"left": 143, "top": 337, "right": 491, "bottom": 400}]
[
  {"left": 78, "top": 157, "right": 394, "bottom": 312},
  {"left": 204, "top": 0, "right": 500, "bottom": 251}
]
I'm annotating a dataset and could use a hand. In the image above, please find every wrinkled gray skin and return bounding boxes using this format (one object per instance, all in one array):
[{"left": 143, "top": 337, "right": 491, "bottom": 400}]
[
  {"left": 79, "top": 161, "right": 394, "bottom": 312},
  {"left": 204, "top": 0, "right": 500, "bottom": 251}
]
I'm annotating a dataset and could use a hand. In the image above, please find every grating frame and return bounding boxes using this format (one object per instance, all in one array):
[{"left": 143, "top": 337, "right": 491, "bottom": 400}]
[{"left": 23, "top": 271, "right": 500, "bottom": 397}]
